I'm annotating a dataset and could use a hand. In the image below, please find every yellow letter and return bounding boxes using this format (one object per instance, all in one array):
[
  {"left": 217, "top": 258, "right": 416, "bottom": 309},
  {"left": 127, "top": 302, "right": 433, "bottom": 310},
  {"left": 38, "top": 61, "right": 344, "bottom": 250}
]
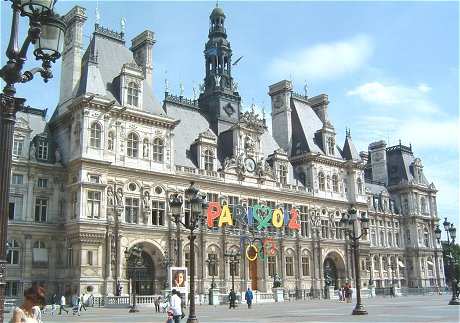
[{"left": 218, "top": 204, "right": 234, "bottom": 227}]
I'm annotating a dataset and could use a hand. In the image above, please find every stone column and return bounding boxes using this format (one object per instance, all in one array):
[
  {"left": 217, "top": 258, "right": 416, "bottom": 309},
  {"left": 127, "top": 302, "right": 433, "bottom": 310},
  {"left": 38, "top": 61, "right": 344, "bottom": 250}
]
[{"left": 24, "top": 234, "right": 33, "bottom": 287}]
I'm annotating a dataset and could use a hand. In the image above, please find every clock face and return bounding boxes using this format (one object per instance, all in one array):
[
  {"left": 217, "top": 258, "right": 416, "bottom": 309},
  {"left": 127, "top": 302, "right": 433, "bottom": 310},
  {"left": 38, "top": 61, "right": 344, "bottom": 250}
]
[
  {"left": 223, "top": 103, "right": 234, "bottom": 116},
  {"left": 244, "top": 157, "right": 256, "bottom": 172}
]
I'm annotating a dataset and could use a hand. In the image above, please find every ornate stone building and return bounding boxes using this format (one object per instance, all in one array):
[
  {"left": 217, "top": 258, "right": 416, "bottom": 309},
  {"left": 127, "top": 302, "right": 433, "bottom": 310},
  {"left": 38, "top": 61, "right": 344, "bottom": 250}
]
[{"left": 6, "top": 5, "right": 444, "bottom": 299}]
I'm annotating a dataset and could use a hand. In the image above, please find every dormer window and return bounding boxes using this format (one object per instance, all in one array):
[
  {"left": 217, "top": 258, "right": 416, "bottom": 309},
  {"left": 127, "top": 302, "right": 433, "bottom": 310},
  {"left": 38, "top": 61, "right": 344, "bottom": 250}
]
[
  {"left": 127, "top": 132, "right": 139, "bottom": 158},
  {"left": 278, "top": 164, "right": 288, "bottom": 185},
  {"left": 37, "top": 140, "right": 48, "bottom": 160},
  {"left": 204, "top": 149, "right": 214, "bottom": 171},
  {"left": 127, "top": 82, "right": 139, "bottom": 107},
  {"left": 89, "top": 121, "right": 102, "bottom": 148}
]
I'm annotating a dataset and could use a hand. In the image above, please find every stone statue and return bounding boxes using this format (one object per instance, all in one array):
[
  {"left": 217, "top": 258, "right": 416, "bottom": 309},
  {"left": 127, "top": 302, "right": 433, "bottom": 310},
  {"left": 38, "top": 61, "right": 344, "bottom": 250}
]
[
  {"left": 244, "top": 135, "right": 255, "bottom": 152},
  {"left": 214, "top": 75, "right": 221, "bottom": 87},
  {"left": 54, "top": 145, "right": 62, "bottom": 164},
  {"left": 107, "top": 186, "right": 114, "bottom": 207},
  {"left": 143, "top": 191, "right": 151, "bottom": 209},
  {"left": 143, "top": 140, "right": 149, "bottom": 157},
  {"left": 273, "top": 273, "right": 282, "bottom": 288},
  {"left": 29, "top": 142, "right": 36, "bottom": 161},
  {"left": 115, "top": 187, "right": 124, "bottom": 207},
  {"left": 223, "top": 156, "right": 237, "bottom": 170}
]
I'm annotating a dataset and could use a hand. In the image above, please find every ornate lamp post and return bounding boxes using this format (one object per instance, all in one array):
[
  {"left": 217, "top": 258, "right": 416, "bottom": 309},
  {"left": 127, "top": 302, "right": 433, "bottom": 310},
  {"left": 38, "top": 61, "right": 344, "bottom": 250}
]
[
  {"left": 224, "top": 250, "right": 240, "bottom": 293},
  {"left": 434, "top": 219, "right": 459, "bottom": 305},
  {"left": 0, "top": 1, "right": 65, "bottom": 319},
  {"left": 124, "top": 246, "right": 144, "bottom": 313},
  {"left": 205, "top": 257, "right": 217, "bottom": 289},
  {"left": 169, "top": 182, "right": 207, "bottom": 323},
  {"left": 169, "top": 193, "right": 183, "bottom": 266},
  {"left": 340, "top": 207, "right": 369, "bottom": 315}
]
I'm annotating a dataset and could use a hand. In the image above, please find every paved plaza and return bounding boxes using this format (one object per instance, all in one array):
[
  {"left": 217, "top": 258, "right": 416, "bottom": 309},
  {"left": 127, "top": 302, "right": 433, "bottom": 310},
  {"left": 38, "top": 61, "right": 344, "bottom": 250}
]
[{"left": 6, "top": 295, "right": 460, "bottom": 323}]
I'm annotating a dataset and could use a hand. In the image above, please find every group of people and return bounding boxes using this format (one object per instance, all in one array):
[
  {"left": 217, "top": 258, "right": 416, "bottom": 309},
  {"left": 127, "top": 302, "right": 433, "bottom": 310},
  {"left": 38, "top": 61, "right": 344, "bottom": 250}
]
[
  {"left": 9, "top": 285, "right": 91, "bottom": 323},
  {"left": 228, "top": 288, "right": 254, "bottom": 309},
  {"left": 336, "top": 283, "right": 353, "bottom": 303}
]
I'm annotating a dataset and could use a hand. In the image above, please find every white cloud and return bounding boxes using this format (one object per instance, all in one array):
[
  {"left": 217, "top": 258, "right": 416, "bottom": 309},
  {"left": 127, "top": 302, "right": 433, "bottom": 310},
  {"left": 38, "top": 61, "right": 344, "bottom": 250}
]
[
  {"left": 347, "top": 81, "right": 439, "bottom": 114},
  {"left": 269, "top": 34, "right": 374, "bottom": 82}
]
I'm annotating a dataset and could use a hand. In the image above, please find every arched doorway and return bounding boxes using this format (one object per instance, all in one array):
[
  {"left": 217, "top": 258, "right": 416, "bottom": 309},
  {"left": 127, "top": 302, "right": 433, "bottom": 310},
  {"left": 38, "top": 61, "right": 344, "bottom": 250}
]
[{"left": 323, "top": 251, "right": 346, "bottom": 289}]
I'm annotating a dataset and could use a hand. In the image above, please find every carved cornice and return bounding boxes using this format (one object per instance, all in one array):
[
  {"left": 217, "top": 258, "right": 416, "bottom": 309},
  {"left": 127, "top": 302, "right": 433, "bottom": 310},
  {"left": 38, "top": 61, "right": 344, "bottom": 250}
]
[{"left": 68, "top": 232, "right": 106, "bottom": 245}]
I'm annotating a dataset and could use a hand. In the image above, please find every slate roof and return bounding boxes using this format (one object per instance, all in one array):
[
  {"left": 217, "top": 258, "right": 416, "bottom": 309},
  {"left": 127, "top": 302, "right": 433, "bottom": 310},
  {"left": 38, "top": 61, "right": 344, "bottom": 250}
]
[
  {"left": 386, "top": 144, "right": 430, "bottom": 186},
  {"left": 342, "top": 134, "right": 360, "bottom": 161},
  {"left": 291, "top": 99, "right": 323, "bottom": 154}
]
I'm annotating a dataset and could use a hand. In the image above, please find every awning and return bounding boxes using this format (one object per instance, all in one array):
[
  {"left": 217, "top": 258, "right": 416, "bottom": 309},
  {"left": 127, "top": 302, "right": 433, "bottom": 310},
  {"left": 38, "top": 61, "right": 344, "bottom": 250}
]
[
  {"left": 398, "top": 261, "right": 405, "bottom": 268},
  {"left": 427, "top": 260, "right": 434, "bottom": 266}
]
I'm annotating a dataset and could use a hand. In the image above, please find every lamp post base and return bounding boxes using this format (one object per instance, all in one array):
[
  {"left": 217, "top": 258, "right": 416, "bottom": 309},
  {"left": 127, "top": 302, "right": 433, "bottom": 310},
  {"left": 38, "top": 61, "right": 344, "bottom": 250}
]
[
  {"left": 187, "top": 315, "right": 199, "bottom": 323},
  {"left": 352, "top": 304, "right": 368, "bottom": 315},
  {"left": 129, "top": 306, "right": 139, "bottom": 313},
  {"left": 448, "top": 298, "right": 460, "bottom": 305}
]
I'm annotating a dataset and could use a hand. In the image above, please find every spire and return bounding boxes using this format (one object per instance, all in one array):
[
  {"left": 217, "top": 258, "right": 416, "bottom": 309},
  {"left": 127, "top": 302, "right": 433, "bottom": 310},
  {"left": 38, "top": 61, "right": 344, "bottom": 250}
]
[
  {"left": 120, "top": 17, "right": 126, "bottom": 34},
  {"left": 95, "top": 0, "right": 100, "bottom": 24},
  {"left": 342, "top": 129, "right": 359, "bottom": 161}
]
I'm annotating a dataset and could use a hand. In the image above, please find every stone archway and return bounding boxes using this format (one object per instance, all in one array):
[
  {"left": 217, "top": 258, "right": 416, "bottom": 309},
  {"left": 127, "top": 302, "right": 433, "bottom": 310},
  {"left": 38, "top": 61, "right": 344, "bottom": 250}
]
[{"left": 323, "top": 251, "right": 347, "bottom": 289}]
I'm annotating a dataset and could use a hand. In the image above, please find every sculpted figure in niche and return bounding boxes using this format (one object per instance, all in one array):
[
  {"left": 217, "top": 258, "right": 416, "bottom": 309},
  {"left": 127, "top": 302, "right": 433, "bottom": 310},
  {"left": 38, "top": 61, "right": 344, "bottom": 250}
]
[
  {"left": 55, "top": 145, "right": 62, "bottom": 164},
  {"left": 107, "top": 186, "right": 114, "bottom": 206},
  {"left": 143, "top": 191, "right": 151, "bottom": 210},
  {"left": 29, "top": 142, "right": 36, "bottom": 161},
  {"left": 115, "top": 187, "right": 124, "bottom": 207}
]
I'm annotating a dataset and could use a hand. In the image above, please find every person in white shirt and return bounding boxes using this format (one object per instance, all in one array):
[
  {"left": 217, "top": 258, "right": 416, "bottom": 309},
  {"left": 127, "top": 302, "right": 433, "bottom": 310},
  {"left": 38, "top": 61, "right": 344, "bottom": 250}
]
[
  {"left": 169, "top": 289, "right": 182, "bottom": 323},
  {"left": 59, "top": 295, "right": 68, "bottom": 315}
]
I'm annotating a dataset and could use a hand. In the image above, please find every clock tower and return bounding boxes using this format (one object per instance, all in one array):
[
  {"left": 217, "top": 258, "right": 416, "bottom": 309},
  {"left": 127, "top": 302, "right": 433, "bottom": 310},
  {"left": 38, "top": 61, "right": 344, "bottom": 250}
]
[{"left": 198, "top": 5, "right": 241, "bottom": 135}]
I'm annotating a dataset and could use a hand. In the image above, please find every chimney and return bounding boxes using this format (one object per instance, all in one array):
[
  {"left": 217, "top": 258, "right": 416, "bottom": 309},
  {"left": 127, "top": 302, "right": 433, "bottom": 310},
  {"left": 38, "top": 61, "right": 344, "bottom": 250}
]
[
  {"left": 268, "top": 80, "right": 293, "bottom": 155},
  {"left": 368, "top": 140, "right": 388, "bottom": 184},
  {"left": 131, "top": 30, "right": 156, "bottom": 87},
  {"left": 307, "top": 94, "right": 329, "bottom": 124},
  {"left": 59, "top": 6, "right": 87, "bottom": 105}
]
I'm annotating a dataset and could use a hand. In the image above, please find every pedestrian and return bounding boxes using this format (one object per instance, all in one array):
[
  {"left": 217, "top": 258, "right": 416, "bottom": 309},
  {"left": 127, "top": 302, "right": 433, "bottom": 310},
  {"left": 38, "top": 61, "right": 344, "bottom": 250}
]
[
  {"left": 345, "top": 284, "right": 352, "bottom": 303},
  {"left": 336, "top": 288, "right": 342, "bottom": 301},
  {"left": 80, "top": 294, "right": 87, "bottom": 311},
  {"left": 58, "top": 295, "right": 69, "bottom": 315},
  {"left": 72, "top": 295, "right": 80, "bottom": 316},
  {"left": 50, "top": 293, "right": 58, "bottom": 316},
  {"left": 32, "top": 305, "right": 43, "bottom": 323},
  {"left": 155, "top": 296, "right": 161, "bottom": 313},
  {"left": 10, "top": 284, "right": 45, "bottom": 323},
  {"left": 229, "top": 289, "right": 236, "bottom": 309},
  {"left": 244, "top": 288, "right": 253, "bottom": 309},
  {"left": 169, "top": 289, "right": 182, "bottom": 323}
]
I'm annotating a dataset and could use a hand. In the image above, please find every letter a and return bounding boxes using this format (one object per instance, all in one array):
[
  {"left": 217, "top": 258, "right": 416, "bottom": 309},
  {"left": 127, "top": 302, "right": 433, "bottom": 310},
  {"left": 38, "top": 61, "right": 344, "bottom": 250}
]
[{"left": 218, "top": 204, "right": 234, "bottom": 227}]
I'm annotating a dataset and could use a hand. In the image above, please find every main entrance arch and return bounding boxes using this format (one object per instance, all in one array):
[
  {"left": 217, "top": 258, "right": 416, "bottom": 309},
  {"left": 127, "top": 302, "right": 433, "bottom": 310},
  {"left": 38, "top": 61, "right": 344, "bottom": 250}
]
[{"left": 323, "top": 251, "right": 346, "bottom": 288}]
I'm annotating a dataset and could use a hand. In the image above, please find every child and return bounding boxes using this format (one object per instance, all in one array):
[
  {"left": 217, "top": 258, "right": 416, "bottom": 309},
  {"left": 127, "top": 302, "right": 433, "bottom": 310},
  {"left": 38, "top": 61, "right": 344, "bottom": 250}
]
[{"left": 165, "top": 309, "right": 174, "bottom": 323}]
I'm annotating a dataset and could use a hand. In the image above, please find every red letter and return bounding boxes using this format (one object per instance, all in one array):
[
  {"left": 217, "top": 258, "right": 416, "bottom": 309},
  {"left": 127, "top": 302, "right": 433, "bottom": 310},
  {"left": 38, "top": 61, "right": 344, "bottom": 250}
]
[
  {"left": 207, "top": 202, "right": 221, "bottom": 228},
  {"left": 288, "top": 208, "right": 301, "bottom": 230}
]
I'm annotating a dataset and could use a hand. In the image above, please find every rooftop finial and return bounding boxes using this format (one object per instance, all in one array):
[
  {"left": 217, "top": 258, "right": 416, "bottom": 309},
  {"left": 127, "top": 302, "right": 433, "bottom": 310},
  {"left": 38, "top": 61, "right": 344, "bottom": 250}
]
[
  {"left": 345, "top": 127, "right": 351, "bottom": 138},
  {"left": 216, "top": 0, "right": 219, "bottom": 7},
  {"left": 95, "top": 0, "right": 100, "bottom": 24},
  {"left": 304, "top": 80, "right": 308, "bottom": 98},
  {"left": 120, "top": 17, "right": 126, "bottom": 33},
  {"left": 179, "top": 82, "right": 184, "bottom": 97},
  {"left": 164, "top": 70, "right": 169, "bottom": 93}
]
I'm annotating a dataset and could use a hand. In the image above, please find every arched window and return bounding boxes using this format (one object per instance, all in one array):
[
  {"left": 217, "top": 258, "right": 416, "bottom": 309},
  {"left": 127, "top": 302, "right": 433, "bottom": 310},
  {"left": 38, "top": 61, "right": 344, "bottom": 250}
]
[
  {"left": 152, "top": 138, "right": 164, "bottom": 162},
  {"left": 89, "top": 122, "right": 102, "bottom": 148},
  {"left": 127, "top": 133, "right": 139, "bottom": 158},
  {"left": 318, "top": 172, "right": 325, "bottom": 191},
  {"left": 127, "top": 82, "right": 139, "bottom": 107},
  {"left": 278, "top": 164, "right": 288, "bottom": 185},
  {"left": 420, "top": 197, "right": 427, "bottom": 214},
  {"left": 204, "top": 149, "right": 214, "bottom": 171},
  {"left": 7, "top": 240, "right": 20, "bottom": 265},
  {"left": 332, "top": 175, "right": 339, "bottom": 192},
  {"left": 107, "top": 131, "right": 115, "bottom": 151},
  {"left": 143, "top": 138, "right": 149, "bottom": 158},
  {"left": 357, "top": 178, "right": 363, "bottom": 194}
]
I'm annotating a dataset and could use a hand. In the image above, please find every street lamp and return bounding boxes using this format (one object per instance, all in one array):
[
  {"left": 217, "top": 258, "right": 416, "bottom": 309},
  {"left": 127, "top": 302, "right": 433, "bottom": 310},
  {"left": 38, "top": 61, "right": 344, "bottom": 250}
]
[
  {"left": 224, "top": 250, "right": 241, "bottom": 293},
  {"left": 169, "top": 192, "right": 183, "bottom": 266},
  {"left": 340, "top": 207, "right": 369, "bottom": 315},
  {"left": 435, "top": 219, "right": 459, "bottom": 305},
  {"left": 124, "top": 246, "right": 144, "bottom": 313},
  {"left": 205, "top": 257, "right": 217, "bottom": 289},
  {"left": 169, "top": 182, "right": 207, "bottom": 323},
  {"left": 0, "top": 0, "right": 65, "bottom": 319}
]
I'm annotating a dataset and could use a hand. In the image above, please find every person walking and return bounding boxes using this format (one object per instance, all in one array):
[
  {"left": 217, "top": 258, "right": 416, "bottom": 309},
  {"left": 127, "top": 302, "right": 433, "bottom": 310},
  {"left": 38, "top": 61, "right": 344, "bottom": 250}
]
[
  {"left": 50, "top": 294, "right": 58, "bottom": 316},
  {"left": 32, "top": 305, "right": 43, "bottom": 323},
  {"left": 244, "top": 288, "right": 253, "bottom": 309},
  {"left": 154, "top": 296, "right": 161, "bottom": 313},
  {"left": 58, "top": 295, "right": 69, "bottom": 315},
  {"left": 169, "top": 289, "right": 182, "bottom": 323},
  {"left": 10, "top": 284, "right": 45, "bottom": 323},
  {"left": 80, "top": 294, "right": 87, "bottom": 311},
  {"left": 229, "top": 289, "right": 236, "bottom": 309}
]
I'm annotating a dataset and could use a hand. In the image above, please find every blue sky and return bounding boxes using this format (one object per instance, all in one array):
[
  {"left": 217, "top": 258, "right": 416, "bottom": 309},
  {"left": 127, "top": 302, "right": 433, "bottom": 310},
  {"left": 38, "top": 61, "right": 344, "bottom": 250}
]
[{"left": 1, "top": 1, "right": 459, "bottom": 228}]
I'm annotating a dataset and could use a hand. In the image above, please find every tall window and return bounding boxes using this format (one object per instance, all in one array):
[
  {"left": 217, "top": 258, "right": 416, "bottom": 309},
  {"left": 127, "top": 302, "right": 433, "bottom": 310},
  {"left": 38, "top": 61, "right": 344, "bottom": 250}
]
[
  {"left": 37, "top": 178, "right": 48, "bottom": 188},
  {"left": 127, "top": 82, "right": 139, "bottom": 106},
  {"left": 71, "top": 192, "right": 78, "bottom": 219},
  {"left": 208, "top": 253, "right": 218, "bottom": 277},
  {"left": 32, "top": 241, "right": 48, "bottom": 266},
  {"left": 107, "top": 131, "right": 115, "bottom": 151},
  {"left": 299, "top": 206, "right": 309, "bottom": 237},
  {"left": 321, "top": 220, "right": 329, "bottom": 238},
  {"left": 152, "top": 200, "right": 165, "bottom": 225},
  {"left": 9, "top": 196, "right": 23, "bottom": 221},
  {"left": 37, "top": 141, "right": 48, "bottom": 160},
  {"left": 34, "top": 198, "right": 47, "bottom": 222},
  {"left": 152, "top": 138, "right": 164, "bottom": 162},
  {"left": 87, "top": 191, "right": 101, "bottom": 218},
  {"left": 301, "top": 256, "right": 310, "bottom": 276},
  {"left": 318, "top": 172, "right": 325, "bottom": 191},
  {"left": 89, "top": 122, "right": 102, "bottom": 148},
  {"left": 420, "top": 197, "right": 427, "bottom": 214},
  {"left": 127, "top": 133, "right": 139, "bottom": 158},
  {"left": 285, "top": 256, "right": 294, "bottom": 276},
  {"left": 7, "top": 240, "right": 20, "bottom": 265},
  {"left": 13, "top": 137, "right": 24, "bottom": 156},
  {"left": 125, "top": 197, "right": 139, "bottom": 223},
  {"left": 278, "top": 164, "right": 288, "bottom": 185},
  {"left": 67, "top": 247, "right": 73, "bottom": 267},
  {"left": 388, "top": 232, "right": 393, "bottom": 247},
  {"left": 395, "top": 232, "right": 400, "bottom": 247},
  {"left": 204, "top": 149, "right": 214, "bottom": 171},
  {"left": 87, "top": 250, "right": 93, "bottom": 266},
  {"left": 357, "top": 178, "right": 363, "bottom": 194},
  {"left": 5, "top": 281, "right": 20, "bottom": 297},
  {"left": 379, "top": 230, "right": 385, "bottom": 246},
  {"left": 332, "top": 175, "right": 339, "bottom": 192},
  {"left": 142, "top": 139, "right": 149, "bottom": 158},
  {"left": 230, "top": 259, "right": 239, "bottom": 276},
  {"left": 327, "top": 137, "right": 335, "bottom": 155},
  {"left": 12, "top": 174, "right": 23, "bottom": 185},
  {"left": 268, "top": 256, "right": 276, "bottom": 277}
]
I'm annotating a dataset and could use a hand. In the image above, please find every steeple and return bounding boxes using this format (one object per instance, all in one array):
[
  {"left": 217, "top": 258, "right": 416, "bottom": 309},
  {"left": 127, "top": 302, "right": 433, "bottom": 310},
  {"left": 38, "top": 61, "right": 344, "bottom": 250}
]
[{"left": 198, "top": 4, "right": 241, "bottom": 135}]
